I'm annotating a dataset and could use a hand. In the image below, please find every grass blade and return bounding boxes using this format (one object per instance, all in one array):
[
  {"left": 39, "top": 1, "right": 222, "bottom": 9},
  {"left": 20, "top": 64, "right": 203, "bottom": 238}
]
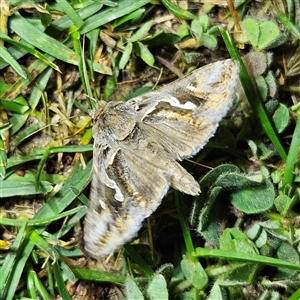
[
  {"left": 80, "top": 0, "right": 151, "bottom": 34},
  {"left": 0, "top": 45, "right": 27, "bottom": 78},
  {"left": 10, "top": 13, "right": 77, "bottom": 65}
]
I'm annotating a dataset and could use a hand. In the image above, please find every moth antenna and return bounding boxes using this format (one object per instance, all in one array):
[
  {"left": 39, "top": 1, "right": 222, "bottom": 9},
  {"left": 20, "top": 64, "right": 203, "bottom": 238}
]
[
  {"left": 186, "top": 159, "right": 214, "bottom": 170},
  {"left": 152, "top": 67, "right": 164, "bottom": 90}
]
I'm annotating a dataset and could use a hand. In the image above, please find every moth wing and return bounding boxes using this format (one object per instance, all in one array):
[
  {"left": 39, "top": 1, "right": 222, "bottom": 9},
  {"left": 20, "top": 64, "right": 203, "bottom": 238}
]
[
  {"left": 85, "top": 141, "right": 144, "bottom": 259},
  {"left": 129, "top": 59, "right": 239, "bottom": 160},
  {"left": 84, "top": 60, "right": 239, "bottom": 258},
  {"left": 84, "top": 127, "right": 199, "bottom": 259}
]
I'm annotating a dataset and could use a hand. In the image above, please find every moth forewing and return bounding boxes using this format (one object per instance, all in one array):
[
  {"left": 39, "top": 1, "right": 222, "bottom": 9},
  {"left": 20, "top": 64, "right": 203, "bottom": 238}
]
[{"left": 84, "top": 59, "right": 239, "bottom": 259}]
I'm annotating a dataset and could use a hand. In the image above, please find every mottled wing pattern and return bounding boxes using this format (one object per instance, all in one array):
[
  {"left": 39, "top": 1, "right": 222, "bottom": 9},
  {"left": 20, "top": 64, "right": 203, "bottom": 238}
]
[
  {"left": 84, "top": 59, "right": 239, "bottom": 259},
  {"left": 131, "top": 59, "right": 239, "bottom": 159}
]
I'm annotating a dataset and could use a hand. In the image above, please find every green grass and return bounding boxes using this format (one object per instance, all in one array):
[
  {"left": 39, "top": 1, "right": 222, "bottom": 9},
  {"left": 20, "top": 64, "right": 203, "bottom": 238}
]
[{"left": 1, "top": 0, "right": 300, "bottom": 299}]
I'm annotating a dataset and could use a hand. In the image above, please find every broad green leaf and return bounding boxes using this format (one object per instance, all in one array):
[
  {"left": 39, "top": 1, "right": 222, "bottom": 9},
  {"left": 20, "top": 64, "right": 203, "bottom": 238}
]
[
  {"left": 254, "top": 228, "right": 268, "bottom": 248},
  {"left": 192, "top": 165, "right": 275, "bottom": 247},
  {"left": 155, "top": 264, "right": 174, "bottom": 283},
  {"left": 191, "top": 19, "right": 204, "bottom": 40},
  {"left": 133, "top": 42, "right": 155, "bottom": 67},
  {"left": 242, "top": 18, "right": 260, "bottom": 48},
  {"left": 255, "top": 75, "right": 268, "bottom": 100},
  {"left": 242, "top": 51, "right": 268, "bottom": 76},
  {"left": 246, "top": 223, "right": 262, "bottom": 241},
  {"left": 220, "top": 263, "right": 260, "bottom": 285},
  {"left": 273, "top": 103, "right": 290, "bottom": 133},
  {"left": 195, "top": 186, "right": 224, "bottom": 247},
  {"left": 229, "top": 178, "right": 275, "bottom": 214},
  {"left": 202, "top": 33, "right": 218, "bottom": 48},
  {"left": 207, "top": 283, "right": 227, "bottom": 300},
  {"left": 275, "top": 242, "right": 300, "bottom": 278},
  {"left": 257, "top": 21, "right": 281, "bottom": 50},
  {"left": 125, "top": 276, "right": 144, "bottom": 299},
  {"left": 215, "top": 172, "right": 263, "bottom": 189},
  {"left": 242, "top": 18, "right": 282, "bottom": 50},
  {"left": 176, "top": 24, "right": 190, "bottom": 39},
  {"left": 181, "top": 257, "right": 208, "bottom": 289},
  {"left": 198, "top": 14, "right": 209, "bottom": 31},
  {"left": 146, "top": 274, "right": 168, "bottom": 300},
  {"left": 265, "top": 71, "right": 277, "bottom": 98},
  {"left": 220, "top": 228, "right": 252, "bottom": 251},
  {"left": 199, "top": 164, "right": 240, "bottom": 188},
  {"left": 219, "top": 229, "right": 260, "bottom": 279},
  {"left": 274, "top": 194, "right": 294, "bottom": 214},
  {"left": 184, "top": 52, "right": 201, "bottom": 64}
]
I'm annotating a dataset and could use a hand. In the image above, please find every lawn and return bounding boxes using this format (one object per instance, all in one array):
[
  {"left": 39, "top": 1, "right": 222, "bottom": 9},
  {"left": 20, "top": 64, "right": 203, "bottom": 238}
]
[{"left": 0, "top": 0, "right": 300, "bottom": 299}]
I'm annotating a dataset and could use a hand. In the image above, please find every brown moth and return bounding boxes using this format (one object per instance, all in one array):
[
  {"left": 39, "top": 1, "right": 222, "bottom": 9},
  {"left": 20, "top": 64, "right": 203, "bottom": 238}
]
[{"left": 84, "top": 59, "right": 239, "bottom": 259}]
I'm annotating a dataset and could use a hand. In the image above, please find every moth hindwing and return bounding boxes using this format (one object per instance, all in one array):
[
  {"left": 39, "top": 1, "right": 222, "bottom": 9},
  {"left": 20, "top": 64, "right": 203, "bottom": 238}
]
[{"left": 84, "top": 59, "right": 239, "bottom": 259}]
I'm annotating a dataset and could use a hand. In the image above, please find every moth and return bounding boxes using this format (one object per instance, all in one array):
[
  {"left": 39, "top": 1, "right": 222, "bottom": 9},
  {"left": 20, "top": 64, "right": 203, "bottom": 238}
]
[{"left": 84, "top": 59, "right": 239, "bottom": 259}]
